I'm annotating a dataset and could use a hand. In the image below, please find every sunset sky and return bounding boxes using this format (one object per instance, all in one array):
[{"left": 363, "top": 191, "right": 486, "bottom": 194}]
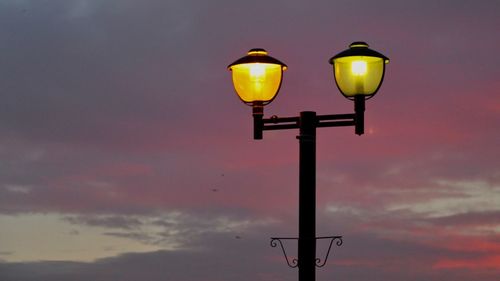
[{"left": 1, "top": 0, "right": 499, "bottom": 280}]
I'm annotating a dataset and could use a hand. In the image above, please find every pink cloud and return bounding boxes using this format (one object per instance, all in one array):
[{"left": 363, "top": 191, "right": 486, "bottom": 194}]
[
  {"left": 433, "top": 255, "right": 500, "bottom": 270},
  {"left": 430, "top": 237, "right": 500, "bottom": 254}
]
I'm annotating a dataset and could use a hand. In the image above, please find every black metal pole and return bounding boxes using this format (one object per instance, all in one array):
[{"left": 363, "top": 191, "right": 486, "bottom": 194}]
[
  {"left": 297, "top": 111, "right": 317, "bottom": 281},
  {"left": 354, "top": 95, "right": 365, "bottom": 135},
  {"left": 253, "top": 101, "right": 264, "bottom": 140}
]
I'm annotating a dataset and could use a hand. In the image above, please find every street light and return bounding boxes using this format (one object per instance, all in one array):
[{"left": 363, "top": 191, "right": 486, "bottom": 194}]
[
  {"left": 228, "top": 42, "right": 389, "bottom": 281},
  {"left": 330, "top": 41, "right": 389, "bottom": 99},
  {"left": 329, "top": 41, "right": 389, "bottom": 135},
  {"left": 228, "top": 48, "right": 288, "bottom": 139},
  {"left": 228, "top": 48, "right": 287, "bottom": 105}
]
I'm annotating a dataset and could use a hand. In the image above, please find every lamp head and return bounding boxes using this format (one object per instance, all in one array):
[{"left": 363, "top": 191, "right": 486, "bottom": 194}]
[
  {"left": 228, "top": 49, "right": 287, "bottom": 106},
  {"left": 329, "top": 42, "right": 389, "bottom": 100}
]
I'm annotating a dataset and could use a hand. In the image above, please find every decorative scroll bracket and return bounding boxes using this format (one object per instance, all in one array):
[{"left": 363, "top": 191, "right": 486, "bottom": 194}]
[
  {"left": 270, "top": 237, "right": 299, "bottom": 268},
  {"left": 270, "top": 236, "right": 343, "bottom": 269},
  {"left": 315, "top": 236, "right": 343, "bottom": 268}
]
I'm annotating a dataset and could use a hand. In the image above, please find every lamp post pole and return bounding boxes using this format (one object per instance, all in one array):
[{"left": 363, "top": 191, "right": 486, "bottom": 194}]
[
  {"left": 298, "top": 111, "right": 317, "bottom": 281},
  {"left": 257, "top": 110, "right": 358, "bottom": 281}
]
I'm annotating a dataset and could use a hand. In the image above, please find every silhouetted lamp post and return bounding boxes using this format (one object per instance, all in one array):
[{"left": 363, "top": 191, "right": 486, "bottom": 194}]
[{"left": 228, "top": 42, "right": 389, "bottom": 281}]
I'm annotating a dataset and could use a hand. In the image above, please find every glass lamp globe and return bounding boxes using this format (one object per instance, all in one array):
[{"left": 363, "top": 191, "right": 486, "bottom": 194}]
[
  {"left": 228, "top": 49, "right": 287, "bottom": 106},
  {"left": 329, "top": 42, "right": 389, "bottom": 99}
]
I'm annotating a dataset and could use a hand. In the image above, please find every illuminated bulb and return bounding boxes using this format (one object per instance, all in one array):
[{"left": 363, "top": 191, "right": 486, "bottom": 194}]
[
  {"left": 249, "top": 64, "right": 266, "bottom": 80},
  {"left": 352, "top": 60, "right": 367, "bottom": 94},
  {"left": 351, "top": 60, "right": 367, "bottom": 76}
]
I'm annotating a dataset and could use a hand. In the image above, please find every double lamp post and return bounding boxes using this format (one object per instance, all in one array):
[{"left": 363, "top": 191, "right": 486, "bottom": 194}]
[{"left": 227, "top": 42, "right": 389, "bottom": 281}]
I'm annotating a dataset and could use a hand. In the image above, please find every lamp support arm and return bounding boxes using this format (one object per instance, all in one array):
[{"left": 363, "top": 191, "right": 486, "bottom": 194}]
[{"left": 252, "top": 110, "right": 361, "bottom": 139}]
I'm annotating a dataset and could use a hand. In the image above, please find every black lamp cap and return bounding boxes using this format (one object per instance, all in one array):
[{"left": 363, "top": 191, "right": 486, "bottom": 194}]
[
  {"left": 329, "top": 42, "right": 389, "bottom": 64},
  {"left": 228, "top": 48, "right": 287, "bottom": 70}
]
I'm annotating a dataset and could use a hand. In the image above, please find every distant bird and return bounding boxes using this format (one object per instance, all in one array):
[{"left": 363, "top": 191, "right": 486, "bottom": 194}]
[
  {"left": 235, "top": 235, "right": 242, "bottom": 239},
  {"left": 211, "top": 188, "right": 218, "bottom": 192}
]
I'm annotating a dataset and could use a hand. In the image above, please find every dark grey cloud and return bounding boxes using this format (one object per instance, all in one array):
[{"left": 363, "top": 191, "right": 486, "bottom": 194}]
[
  {"left": 103, "top": 231, "right": 155, "bottom": 243},
  {"left": 58, "top": 210, "right": 278, "bottom": 250},
  {"left": 64, "top": 215, "right": 143, "bottom": 230}
]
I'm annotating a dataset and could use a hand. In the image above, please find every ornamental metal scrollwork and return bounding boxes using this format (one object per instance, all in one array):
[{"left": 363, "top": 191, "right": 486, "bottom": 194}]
[
  {"left": 270, "top": 236, "right": 343, "bottom": 269},
  {"left": 315, "top": 236, "right": 343, "bottom": 268},
  {"left": 270, "top": 237, "right": 299, "bottom": 268}
]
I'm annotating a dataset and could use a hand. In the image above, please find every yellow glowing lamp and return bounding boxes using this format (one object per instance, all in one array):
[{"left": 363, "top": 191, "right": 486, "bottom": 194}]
[
  {"left": 329, "top": 42, "right": 389, "bottom": 99},
  {"left": 228, "top": 48, "right": 287, "bottom": 106}
]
